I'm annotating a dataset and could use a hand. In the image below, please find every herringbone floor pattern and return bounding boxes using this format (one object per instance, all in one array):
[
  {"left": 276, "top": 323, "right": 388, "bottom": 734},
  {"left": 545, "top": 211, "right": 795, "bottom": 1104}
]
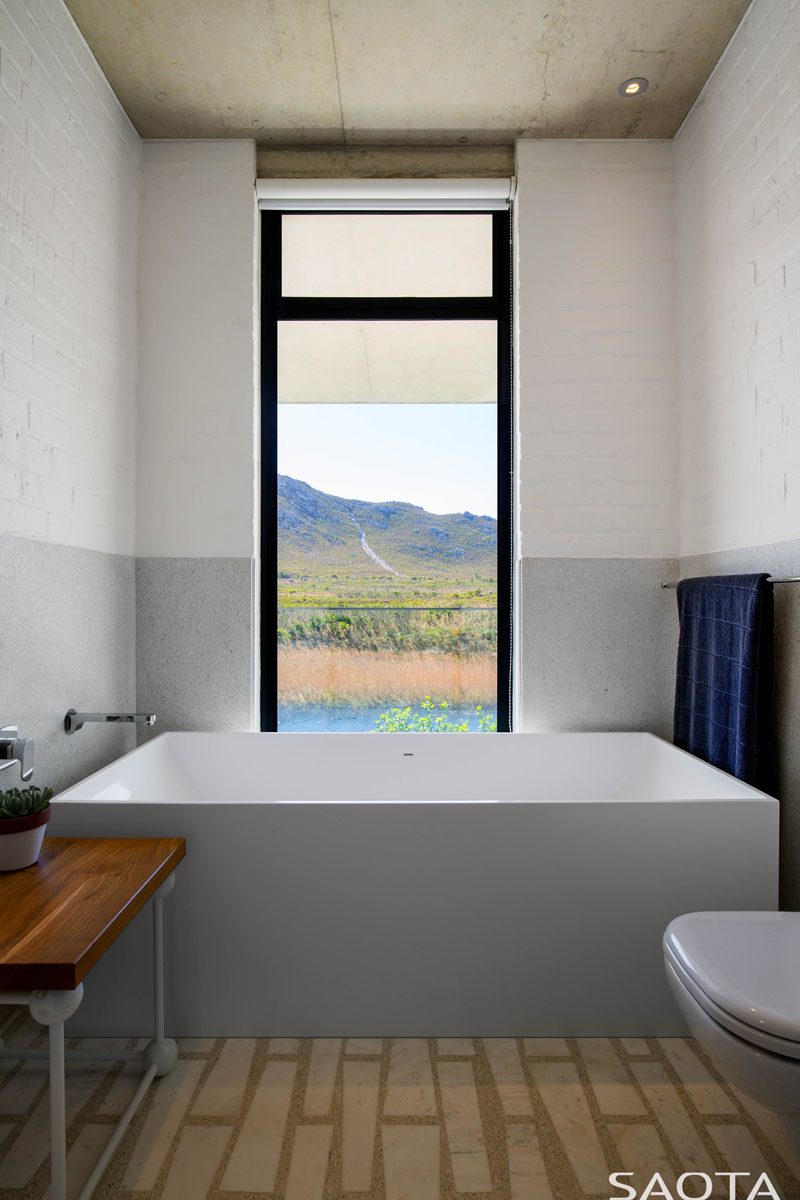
[{"left": 1, "top": 1008, "right": 799, "bottom": 1199}]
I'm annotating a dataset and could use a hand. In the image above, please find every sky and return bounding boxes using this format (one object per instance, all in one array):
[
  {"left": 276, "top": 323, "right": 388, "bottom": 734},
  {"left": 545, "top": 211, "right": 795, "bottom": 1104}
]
[{"left": 278, "top": 403, "right": 497, "bottom": 517}]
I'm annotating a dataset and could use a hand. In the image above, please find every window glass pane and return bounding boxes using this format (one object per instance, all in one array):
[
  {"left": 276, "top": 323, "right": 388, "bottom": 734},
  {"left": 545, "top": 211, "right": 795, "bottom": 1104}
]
[
  {"left": 278, "top": 320, "right": 496, "bottom": 405},
  {"left": 277, "top": 403, "right": 497, "bottom": 733},
  {"left": 282, "top": 214, "right": 493, "bottom": 297}
]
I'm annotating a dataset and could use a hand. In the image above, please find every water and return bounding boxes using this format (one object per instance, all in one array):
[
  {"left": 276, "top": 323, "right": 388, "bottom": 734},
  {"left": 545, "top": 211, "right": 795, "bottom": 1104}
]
[{"left": 278, "top": 702, "right": 496, "bottom": 733}]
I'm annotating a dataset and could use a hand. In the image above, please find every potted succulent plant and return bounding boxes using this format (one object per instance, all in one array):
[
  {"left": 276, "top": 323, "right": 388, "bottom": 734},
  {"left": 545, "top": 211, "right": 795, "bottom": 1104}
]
[{"left": 0, "top": 786, "right": 53, "bottom": 871}]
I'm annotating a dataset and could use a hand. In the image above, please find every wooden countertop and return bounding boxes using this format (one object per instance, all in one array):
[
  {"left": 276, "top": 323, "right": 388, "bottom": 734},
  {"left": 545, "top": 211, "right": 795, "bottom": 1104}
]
[{"left": 0, "top": 837, "right": 186, "bottom": 992}]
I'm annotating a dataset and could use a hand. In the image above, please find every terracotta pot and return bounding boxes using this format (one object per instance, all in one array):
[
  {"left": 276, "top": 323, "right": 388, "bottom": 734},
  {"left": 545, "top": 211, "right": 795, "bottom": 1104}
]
[{"left": 0, "top": 807, "right": 51, "bottom": 871}]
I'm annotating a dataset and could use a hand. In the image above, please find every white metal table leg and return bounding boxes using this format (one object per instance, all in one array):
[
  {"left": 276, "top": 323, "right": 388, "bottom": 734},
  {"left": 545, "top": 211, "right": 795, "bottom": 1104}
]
[
  {"left": 49, "top": 1020, "right": 66, "bottom": 1199},
  {"left": 154, "top": 874, "right": 172, "bottom": 1041},
  {"left": 29, "top": 987, "right": 84, "bottom": 1200},
  {"left": 143, "top": 874, "right": 177, "bottom": 1077}
]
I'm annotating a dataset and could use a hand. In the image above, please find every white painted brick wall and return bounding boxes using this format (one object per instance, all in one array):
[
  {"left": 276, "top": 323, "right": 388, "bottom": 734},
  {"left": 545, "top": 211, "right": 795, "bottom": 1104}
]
[
  {"left": 675, "top": 0, "right": 800, "bottom": 556},
  {"left": 0, "top": 0, "right": 140, "bottom": 554},
  {"left": 514, "top": 140, "right": 678, "bottom": 558},
  {"left": 136, "top": 140, "right": 258, "bottom": 557}
]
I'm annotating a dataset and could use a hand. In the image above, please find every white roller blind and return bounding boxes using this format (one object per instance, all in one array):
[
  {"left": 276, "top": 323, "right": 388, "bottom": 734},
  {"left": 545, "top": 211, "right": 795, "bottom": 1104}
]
[
  {"left": 278, "top": 321, "right": 497, "bottom": 404},
  {"left": 256, "top": 177, "right": 513, "bottom": 211}
]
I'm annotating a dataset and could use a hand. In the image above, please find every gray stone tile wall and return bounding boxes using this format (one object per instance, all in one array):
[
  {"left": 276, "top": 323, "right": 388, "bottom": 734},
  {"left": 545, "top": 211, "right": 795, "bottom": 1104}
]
[
  {"left": 517, "top": 557, "right": 679, "bottom": 740},
  {"left": 0, "top": 534, "right": 136, "bottom": 795},
  {"left": 135, "top": 557, "right": 254, "bottom": 739}
]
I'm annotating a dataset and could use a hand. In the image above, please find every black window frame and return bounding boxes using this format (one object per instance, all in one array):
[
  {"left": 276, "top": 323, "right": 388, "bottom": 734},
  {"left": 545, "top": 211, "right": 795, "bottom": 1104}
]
[{"left": 260, "top": 208, "right": 513, "bottom": 731}]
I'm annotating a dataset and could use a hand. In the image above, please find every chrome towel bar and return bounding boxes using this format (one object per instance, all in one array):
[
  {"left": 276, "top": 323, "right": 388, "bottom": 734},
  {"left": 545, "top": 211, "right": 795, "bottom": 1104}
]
[{"left": 661, "top": 576, "right": 800, "bottom": 589}]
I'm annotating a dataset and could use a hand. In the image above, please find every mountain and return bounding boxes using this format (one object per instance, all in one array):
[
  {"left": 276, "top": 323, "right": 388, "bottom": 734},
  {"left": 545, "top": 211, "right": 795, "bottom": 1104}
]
[{"left": 277, "top": 475, "right": 496, "bottom": 581}]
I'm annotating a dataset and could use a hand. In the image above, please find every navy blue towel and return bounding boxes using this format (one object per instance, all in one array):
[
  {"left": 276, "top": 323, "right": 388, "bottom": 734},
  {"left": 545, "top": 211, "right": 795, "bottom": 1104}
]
[{"left": 673, "top": 574, "right": 775, "bottom": 793}]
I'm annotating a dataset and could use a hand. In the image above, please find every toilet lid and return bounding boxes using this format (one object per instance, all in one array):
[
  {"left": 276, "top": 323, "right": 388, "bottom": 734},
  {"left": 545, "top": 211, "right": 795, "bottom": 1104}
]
[{"left": 664, "top": 911, "right": 800, "bottom": 1044}]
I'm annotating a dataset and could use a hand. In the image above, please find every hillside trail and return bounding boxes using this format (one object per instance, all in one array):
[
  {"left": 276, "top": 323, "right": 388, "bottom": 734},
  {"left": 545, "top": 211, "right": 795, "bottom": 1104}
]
[{"left": 349, "top": 513, "right": 407, "bottom": 577}]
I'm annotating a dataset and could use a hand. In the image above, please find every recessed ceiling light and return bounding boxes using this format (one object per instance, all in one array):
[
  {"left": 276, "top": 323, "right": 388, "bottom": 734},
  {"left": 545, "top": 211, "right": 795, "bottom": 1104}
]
[{"left": 619, "top": 77, "right": 648, "bottom": 96}]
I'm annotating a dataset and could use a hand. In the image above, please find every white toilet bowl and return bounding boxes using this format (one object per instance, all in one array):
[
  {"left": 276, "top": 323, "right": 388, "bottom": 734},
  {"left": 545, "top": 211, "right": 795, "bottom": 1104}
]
[{"left": 664, "top": 911, "right": 800, "bottom": 1155}]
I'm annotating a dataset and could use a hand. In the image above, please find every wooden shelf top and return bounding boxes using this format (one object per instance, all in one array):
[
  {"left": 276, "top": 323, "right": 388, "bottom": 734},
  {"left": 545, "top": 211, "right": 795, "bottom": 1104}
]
[{"left": 0, "top": 837, "right": 186, "bottom": 992}]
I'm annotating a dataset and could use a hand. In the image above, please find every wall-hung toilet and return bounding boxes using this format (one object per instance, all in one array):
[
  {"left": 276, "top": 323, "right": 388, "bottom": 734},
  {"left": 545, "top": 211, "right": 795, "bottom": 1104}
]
[{"left": 664, "top": 911, "right": 800, "bottom": 1155}]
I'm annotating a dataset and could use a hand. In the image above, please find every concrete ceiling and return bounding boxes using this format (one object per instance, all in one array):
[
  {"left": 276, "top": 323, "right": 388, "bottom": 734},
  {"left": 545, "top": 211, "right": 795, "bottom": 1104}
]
[{"left": 65, "top": 0, "right": 750, "bottom": 160}]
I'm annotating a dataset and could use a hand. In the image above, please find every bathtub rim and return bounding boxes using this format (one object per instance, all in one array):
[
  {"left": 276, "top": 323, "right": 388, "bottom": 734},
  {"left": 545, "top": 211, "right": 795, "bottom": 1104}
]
[{"left": 51, "top": 729, "right": 774, "bottom": 807}]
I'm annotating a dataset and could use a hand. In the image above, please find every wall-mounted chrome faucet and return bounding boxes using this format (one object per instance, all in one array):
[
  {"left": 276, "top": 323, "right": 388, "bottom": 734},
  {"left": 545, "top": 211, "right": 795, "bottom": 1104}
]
[
  {"left": 0, "top": 726, "right": 34, "bottom": 782},
  {"left": 64, "top": 710, "right": 157, "bottom": 735}
]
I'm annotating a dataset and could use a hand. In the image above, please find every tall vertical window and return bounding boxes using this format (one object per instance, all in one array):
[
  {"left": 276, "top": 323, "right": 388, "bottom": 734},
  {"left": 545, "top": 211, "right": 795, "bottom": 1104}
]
[{"left": 261, "top": 210, "right": 512, "bottom": 732}]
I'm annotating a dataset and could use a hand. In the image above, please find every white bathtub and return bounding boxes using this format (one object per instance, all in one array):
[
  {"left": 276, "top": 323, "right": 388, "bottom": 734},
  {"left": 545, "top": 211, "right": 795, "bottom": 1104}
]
[{"left": 50, "top": 731, "right": 778, "bottom": 1037}]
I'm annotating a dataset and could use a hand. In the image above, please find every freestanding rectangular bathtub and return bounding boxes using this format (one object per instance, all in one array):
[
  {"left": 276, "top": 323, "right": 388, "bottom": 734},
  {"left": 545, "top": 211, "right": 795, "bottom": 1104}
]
[{"left": 49, "top": 731, "right": 778, "bottom": 1037}]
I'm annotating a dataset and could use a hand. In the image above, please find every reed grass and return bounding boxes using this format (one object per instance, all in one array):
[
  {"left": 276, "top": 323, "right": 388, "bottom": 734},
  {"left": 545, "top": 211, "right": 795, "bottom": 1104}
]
[
  {"left": 278, "top": 605, "right": 496, "bottom": 656},
  {"left": 278, "top": 647, "right": 497, "bottom": 705}
]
